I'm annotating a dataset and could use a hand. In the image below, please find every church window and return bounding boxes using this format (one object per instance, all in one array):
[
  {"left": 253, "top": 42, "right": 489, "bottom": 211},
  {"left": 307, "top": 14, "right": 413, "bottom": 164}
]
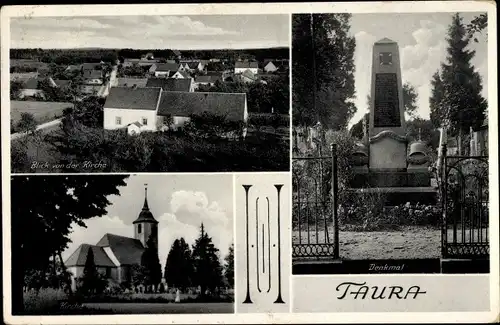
[{"left": 138, "top": 224, "right": 142, "bottom": 234}]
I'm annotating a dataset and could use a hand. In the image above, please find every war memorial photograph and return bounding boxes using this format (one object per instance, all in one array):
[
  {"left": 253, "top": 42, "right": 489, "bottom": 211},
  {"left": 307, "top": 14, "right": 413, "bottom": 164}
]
[
  {"left": 291, "top": 12, "right": 490, "bottom": 274},
  {"left": 8, "top": 14, "right": 290, "bottom": 173},
  {"left": 9, "top": 174, "right": 235, "bottom": 315}
]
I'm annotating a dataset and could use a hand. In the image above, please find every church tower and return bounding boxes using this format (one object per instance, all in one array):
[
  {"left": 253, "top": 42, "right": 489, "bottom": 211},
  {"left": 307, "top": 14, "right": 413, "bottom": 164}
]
[{"left": 133, "top": 184, "right": 159, "bottom": 250}]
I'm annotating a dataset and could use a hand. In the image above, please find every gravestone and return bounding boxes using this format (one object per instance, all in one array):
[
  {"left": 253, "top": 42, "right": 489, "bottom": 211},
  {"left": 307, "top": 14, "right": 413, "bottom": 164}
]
[{"left": 369, "top": 38, "right": 407, "bottom": 170}]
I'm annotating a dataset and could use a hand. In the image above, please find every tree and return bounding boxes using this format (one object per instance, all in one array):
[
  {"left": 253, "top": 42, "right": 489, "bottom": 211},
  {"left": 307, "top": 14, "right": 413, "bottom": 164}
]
[
  {"left": 10, "top": 80, "right": 24, "bottom": 100},
  {"left": 164, "top": 238, "right": 193, "bottom": 290},
  {"left": 406, "top": 117, "right": 441, "bottom": 149},
  {"left": 223, "top": 244, "right": 234, "bottom": 288},
  {"left": 429, "top": 70, "right": 446, "bottom": 128},
  {"left": 191, "top": 224, "right": 223, "bottom": 296},
  {"left": 78, "top": 248, "right": 105, "bottom": 295},
  {"left": 130, "top": 264, "right": 147, "bottom": 288},
  {"left": 467, "top": 13, "right": 487, "bottom": 42},
  {"left": 402, "top": 82, "right": 418, "bottom": 119},
  {"left": 438, "top": 13, "right": 487, "bottom": 154},
  {"left": 140, "top": 234, "right": 162, "bottom": 291},
  {"left": 10, "top": 175, "right": 128, "bottom": 313},
  {"left": 292, "top": 14, "right": 356, "bottom": 130}
]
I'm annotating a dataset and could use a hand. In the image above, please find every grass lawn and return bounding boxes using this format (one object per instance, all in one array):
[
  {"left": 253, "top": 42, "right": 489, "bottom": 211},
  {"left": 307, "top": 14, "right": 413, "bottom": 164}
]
[
  {"left": 82, "top": 302, "right": 234, "bottom": 314},
  {"left": 11, "top": 101, "right": 73, "bottom": 125}
]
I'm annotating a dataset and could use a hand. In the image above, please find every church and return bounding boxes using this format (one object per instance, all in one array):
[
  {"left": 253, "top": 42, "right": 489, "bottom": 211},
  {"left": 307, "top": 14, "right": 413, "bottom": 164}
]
[{"left": 65, "top": 185, "right": 159, "bottom": 290}]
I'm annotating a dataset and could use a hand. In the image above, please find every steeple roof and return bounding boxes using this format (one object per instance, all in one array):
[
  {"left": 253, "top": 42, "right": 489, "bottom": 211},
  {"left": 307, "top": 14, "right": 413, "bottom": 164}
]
[{"left": 133, "top": 185, "right": 158, "bottom": 224}]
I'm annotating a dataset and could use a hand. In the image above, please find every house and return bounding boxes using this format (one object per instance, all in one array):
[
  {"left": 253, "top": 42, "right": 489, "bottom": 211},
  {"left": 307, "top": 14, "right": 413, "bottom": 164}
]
[
  {"left": 82, "top": 63, "right": 102, "bottom": 72},
  {"left": 115, "top": 78, "right": 148, "bottom": 88},
  {"left": 234, "top": 61, "right": 259, "bottom": 74},
  {"left": 172, "top": 50, "right": 182, "bottom": 59},
  {"left": 65, "top": 186, "right": 158, "bottom": 290},
  {"left": 179, "top": 61, "right": 205, "bottom": 72},
  {"left": 10, "top": 72, "right": 39, "bottom": 82},
  {"left": 65, "top": 65, "right": 82, "bottom": 73},
  {"left": 237, "top": 69, "right": 266, "bottom": 84},
  {"left": 83, "top": 70, "right": 103, "bottom": 85},
  {"left": 194, "top": 75, "right": 221, "bottom": 89},
  {"left": 263, "top": 60, "right": 278, "bottom": 73},
  {"left": 103, "top": 87, "right": 162, "bottom": 131},
  {"left": 141, "top": 52, "right": 154, "bottom": 60},
  {"left": 153, "top": 63, "right": 180, "bottom": 77},
  {"left": 127, "top": 121, "right": 145, "bottom": 135},
  {"left": 146, "top": 78, "right": 194, "bottom": 92},
  {"left": 52, "top": 79, "right": 72, "bottom": 90},
  {"left": 157, "top": 91, "right": 248, "bottom": 131},
  {"left": 170, "top": 70, "right": 191, "bottom": 79},
  {"left": 123, "top": 59, "right": 161, "bottom": 68},
  {"left": 18, "top": 78, "right": 45, "bottom": 99}
]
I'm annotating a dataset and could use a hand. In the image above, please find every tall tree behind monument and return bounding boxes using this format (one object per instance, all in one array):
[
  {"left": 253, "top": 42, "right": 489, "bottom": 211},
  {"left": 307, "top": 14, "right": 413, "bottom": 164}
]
[
  {"left": 431, "top": 13, "right": 487, "bottom": 154},
  {"left": 292, "top": 14, "right": 356, "bottom": 129}
]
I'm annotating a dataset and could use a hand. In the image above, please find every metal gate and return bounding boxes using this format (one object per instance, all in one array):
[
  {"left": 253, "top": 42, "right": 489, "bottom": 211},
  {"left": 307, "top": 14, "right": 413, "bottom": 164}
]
[
  {"left": 441, "top": 147, "right": 489, "bottom": 259},
  {"left": 292, "top": 145, "right": 339, "bottom": 260}
]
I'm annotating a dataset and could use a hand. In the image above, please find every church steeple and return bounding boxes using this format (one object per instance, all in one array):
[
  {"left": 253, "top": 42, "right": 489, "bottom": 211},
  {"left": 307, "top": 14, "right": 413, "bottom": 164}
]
[{"left": 133, "top": 183, "right": 158, "bottom": 249}]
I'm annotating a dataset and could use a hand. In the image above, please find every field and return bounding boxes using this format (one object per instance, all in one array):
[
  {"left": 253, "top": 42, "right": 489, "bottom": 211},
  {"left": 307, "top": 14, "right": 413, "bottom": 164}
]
[
  {"left": 11, "top": 100, "right": 73, "bottom": 125},
  {"left": 22, "top": 288, "right": 233, "bottom": 315}
]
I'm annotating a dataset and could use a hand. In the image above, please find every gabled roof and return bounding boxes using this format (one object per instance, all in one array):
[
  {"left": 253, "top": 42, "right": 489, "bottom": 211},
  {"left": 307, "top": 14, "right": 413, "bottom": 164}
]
[
  {"left": 53, "top": 79, "right": 72, "bottom": 88},
  {"left": 128, "top": 121, "right": 143, "bottom": 128},
  {"left": 235, "top": 61, "right": 259, "bottom": 69},
  {"left": 116, "top": 78, "right": 148, "bottom": 88},
  {"left": 65, "top": 244, "right": 116, "bottom": 267},
  {"left": 187, "top": 62, "right": 200, "bottom": 69},
  {"left": 174, "top": 70, "right": 191, "bottom": 78},
  {"left": 24, "top": 78, "right": 39, "bottom": 89},
  {"left": 158, "top": 91, "right": 247, "bottom": 122},
  {"left": 104, "top": 87, "right": 162, "bottom": 110},
  {"left": 82, "top": 62, "right": 101, "bottom": 71},
  {"left": 375, "top": 37, "right": 396, "bottom": 44},
  {"left": 146, "top": 78, "right": 191, "bottom": 92},
  {"left": 96, "top": 233, "right": 145, "bottom": 266},
  {"left": 241, "top": 69, "right": 257, "bottom": 80},
  {"left": 84, "top": 69, "right": 102, "bottom": 79},
  {"left": 172, "top": 49, "right": 182, "bottom": 56},
  {"left": 155, "top": 63, "right": 180, "bottom": 72}
]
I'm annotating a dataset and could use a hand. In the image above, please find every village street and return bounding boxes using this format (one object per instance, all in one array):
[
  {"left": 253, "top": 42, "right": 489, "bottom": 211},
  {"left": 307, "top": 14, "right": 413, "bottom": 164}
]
[{"left": 11, "top": 118, "right": 62, "bottom": 141}]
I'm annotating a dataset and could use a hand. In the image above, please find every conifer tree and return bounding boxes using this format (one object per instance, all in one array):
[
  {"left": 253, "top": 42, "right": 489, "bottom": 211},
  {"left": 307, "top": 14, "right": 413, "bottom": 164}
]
[
  {"left": 164, "top": 238, "right": 193, "bottom": 290},
  {"left": 140, "top": 234, "right": 162, "bottom": 291},
  {"left": 191, "top": 224, "right": 223, "bottom": 296}
]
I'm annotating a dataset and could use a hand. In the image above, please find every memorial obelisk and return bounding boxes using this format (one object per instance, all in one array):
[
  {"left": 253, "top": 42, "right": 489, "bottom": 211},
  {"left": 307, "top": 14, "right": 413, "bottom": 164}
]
[{"left": 368, "top": 38, "right": 408, "bottom": 171}]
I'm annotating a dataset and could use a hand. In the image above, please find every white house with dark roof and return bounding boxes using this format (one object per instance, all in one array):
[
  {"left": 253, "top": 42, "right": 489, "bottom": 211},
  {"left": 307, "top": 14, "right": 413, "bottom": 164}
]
[
  {"left": 104, "top": 86, "right": 247, "bottom": 134},
  {"left": 152, "top": 63, "right": 181, "bottom": 77},
  {"left": 103, "top": 87, "right": 162, "bottom": 132},
  {"left": 263, "top": 60, "right": 278, "bottom": 73},
  {"left": 65, "top": 186, "right": 158, "bottom": 289},
  {"left": 234, "top": 61, "right": 259, "bottom": 74}
]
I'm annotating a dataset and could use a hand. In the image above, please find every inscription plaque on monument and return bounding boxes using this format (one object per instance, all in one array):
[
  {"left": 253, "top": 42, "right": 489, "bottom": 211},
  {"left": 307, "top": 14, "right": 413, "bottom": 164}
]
[{"left": 374, "top": 73, "right": 401, "bottom": 127}]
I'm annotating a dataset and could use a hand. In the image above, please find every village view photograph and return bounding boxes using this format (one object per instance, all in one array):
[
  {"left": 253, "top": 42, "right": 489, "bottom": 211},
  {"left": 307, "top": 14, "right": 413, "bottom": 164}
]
[
  {"left": 291, "top": 12, "right": 489, "bottom": 274},
  {"left": 9, "top": 15, "right": 290, "bottom": 173},
  {"left": 10, "top": 174, "right": 235, "bottom": 314}
]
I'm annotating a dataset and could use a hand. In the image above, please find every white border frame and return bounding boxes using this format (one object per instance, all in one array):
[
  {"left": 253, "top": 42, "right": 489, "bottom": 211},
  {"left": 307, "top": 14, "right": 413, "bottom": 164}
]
[{"left": 2, "top": 2, "right": 498, "bottom": 324}]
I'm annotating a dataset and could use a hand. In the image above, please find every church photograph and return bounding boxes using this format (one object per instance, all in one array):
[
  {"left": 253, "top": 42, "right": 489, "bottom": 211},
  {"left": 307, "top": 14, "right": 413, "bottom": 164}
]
[{"left": 11, "top": 174, "right": 234, "bottom": 315}]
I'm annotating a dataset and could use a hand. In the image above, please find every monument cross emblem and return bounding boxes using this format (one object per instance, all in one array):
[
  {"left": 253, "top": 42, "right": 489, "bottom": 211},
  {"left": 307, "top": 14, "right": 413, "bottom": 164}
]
[{"left": 379, "top": 52, "right": 393, "bottom": 65}]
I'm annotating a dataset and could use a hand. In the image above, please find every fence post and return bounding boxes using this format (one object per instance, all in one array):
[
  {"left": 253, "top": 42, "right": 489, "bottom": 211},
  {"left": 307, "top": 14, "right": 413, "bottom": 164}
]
[
  {"left": 331, "top": 143, "right": 339, "bottom": 259},
  {"left": 441, "top": 143, "right": 447, "bottom": 258}
]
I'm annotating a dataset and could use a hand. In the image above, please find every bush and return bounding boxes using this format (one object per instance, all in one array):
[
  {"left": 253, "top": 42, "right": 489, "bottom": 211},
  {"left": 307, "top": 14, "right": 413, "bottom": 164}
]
[{"left": 23, "top": 288, "right": 67, "bottom": 314}]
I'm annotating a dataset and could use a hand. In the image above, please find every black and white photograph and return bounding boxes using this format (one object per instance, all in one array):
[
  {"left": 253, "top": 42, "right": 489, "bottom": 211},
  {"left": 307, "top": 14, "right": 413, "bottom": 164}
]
[
  {"left": 10, "top": 174, "right": 234, "bottom": 315},
  {"left": 292, "top": 12, "right": 490, "bottom": 274},
  {"left": 9, "top": 15, "right": 290, "bottom": 173}
]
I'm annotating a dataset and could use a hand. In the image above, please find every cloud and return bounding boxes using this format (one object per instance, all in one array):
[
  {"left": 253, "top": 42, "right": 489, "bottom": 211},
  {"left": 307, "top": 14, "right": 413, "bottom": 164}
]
[{"left": 11, "top": 16, "right": 242, "bottom": 49}]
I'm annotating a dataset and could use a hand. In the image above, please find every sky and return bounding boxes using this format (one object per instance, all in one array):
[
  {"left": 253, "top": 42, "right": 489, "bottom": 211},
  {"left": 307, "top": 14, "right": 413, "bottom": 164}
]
[
  {"left": 62, "top": 174, "right": 234, "bottom": 269},
  {"left": 10, "top": 15, "right": 289, "bottom": 50},
  {"left": 349, "top": 12, "right": 488, "bottom": 126}
]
